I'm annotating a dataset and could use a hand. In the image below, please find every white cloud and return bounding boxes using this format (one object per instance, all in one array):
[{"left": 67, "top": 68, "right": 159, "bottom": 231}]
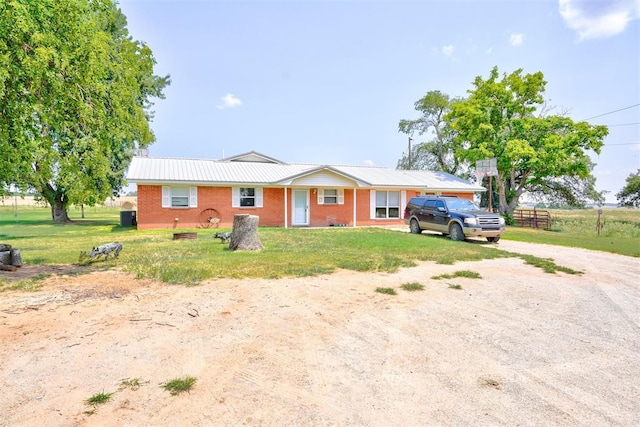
[
  {"left": 559, "top": 0, "right": 640, "bottom": 40},
  {"left": 441, "top": 44, "right": 454, "bottom": 57},
  {"left": 509, "top": 33, "right": 525, "bottom": 46},
  {"left": 486, "top": 47, "right": 493, "bottom": 54},
  {"left": 363, "top": 159, "right": 375, "bottom": 166},
  {"left": 216, "top": 93, "right": 243, "bottom": 110}
]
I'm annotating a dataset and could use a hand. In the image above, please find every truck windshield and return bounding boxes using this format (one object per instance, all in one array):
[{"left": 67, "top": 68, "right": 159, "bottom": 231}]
[{"left": 446, "top": 199, "right": 481, "bottom": 211}]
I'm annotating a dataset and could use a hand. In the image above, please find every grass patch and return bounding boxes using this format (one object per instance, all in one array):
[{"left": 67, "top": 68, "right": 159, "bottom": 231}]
[
  {"left": 84, "top": 391, "right": 113, "bottom": 406},
  {"left": 504, "top": 208, "right": 640, "bottom": 257},
  {"left": 0, "top": 206, "right": 626, "bottom": 286},
  {"left": 0, "top": 275, "right": 48, "bottom": 292},
  {"left": 375, "top": 287, "right": 397, "bottom": 295},
  {"left": 0, "top": 207, "right": 512, "bottom": 285},
  {"left": 448, "top": 284, "right": 463, "bottom": 290},
  {"left": 519, "top": 254, "right": 581, "bottom": 274},
  {"left": 432, "top": 270, "right": 482, "bottom": 280},
  {"left": 119, "top": 377, "right": 148, "bottom": 391},
  {"left": 401, "top": 282, "right": 424, "bottom": 291},
  {"left": 162, "top": 375, "right": 197, "bottom": 395}
]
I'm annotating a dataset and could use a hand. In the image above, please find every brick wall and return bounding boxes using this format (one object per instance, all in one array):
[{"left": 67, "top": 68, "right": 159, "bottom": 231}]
[
  {"left": 136, "top": 185, "right": 287, "bottom": 229},
  {"left": 135, "top": 185, "right": 477, "bottom": 229}
]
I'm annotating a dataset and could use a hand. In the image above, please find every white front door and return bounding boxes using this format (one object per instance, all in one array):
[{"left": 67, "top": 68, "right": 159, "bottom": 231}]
[{"left": 293, "top": 190, "right": 309, "bottom": 225}]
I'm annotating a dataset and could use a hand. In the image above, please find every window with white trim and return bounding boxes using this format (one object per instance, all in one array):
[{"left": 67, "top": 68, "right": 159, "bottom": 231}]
[
  {"left": 240, "top": 188, "right": 255, "bottom": 206},
  {"left": 162, "top": 186, "right": 198, "bottom": 208},
  {"left": 375, "top": 190, "right": 400, "bottom": 218},
  {"left": 232, "top": 187, "right": 264, "bottom": 208},
  {"left": 317, "top": 188, "right": 344, "bottom": 205},
  {"left": 324, "top": 189, "right": 338, "bottom": 204}
]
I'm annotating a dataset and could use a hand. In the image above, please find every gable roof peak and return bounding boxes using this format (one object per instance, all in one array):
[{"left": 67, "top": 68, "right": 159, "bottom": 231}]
[{"left": 222, "top": 151, "right": 287, "bottom": 165}]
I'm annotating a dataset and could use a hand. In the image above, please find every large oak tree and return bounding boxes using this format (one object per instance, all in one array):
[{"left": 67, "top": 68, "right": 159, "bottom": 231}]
[
  {"left": 446, "top": 67, "right": 608, "bottom": 215},
  {"left": 399, "top": 68, "right": 609, "bottom": 215},
  {"left": 0, "top": 0, "right": 169, "bottom": 222}
]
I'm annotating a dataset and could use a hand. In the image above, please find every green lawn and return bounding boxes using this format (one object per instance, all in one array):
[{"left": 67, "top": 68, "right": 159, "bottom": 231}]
[
  {"left": 504, "top": 208, "right": 640, "bottom": 257},
  {"left": 0, "top": 205, "right": 637, "bottom": 287}
]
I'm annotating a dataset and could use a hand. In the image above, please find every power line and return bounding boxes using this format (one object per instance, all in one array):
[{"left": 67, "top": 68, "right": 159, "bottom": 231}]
[
  {"left": 583, "top": 104, "right": 640, "bottom": 121},
  {"left": 606, "top": 122, "right": 640, "bottom": 127}
]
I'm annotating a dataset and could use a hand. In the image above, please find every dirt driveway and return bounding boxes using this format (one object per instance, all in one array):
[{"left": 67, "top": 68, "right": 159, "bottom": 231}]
[{"left": 1, "top": 240, "right": 639, "bottom": 426}]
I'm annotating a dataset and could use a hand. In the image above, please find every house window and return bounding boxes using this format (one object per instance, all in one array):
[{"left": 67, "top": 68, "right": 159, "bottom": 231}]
[
  {"left": 317, "top": 188, "right": 344, "bottom": 205},
  {"left": 375, "top": 191, "right": 400, "bottom": 218},
  {"left": 232, "top": 187, "right": 263, "bottom": 208},
  {"left": 324, "top": 189, "right": 338, "bottom": 204},
  {"left": 240, "top": 188, "right": 255, "bottom": 206},
  {"left": 162, "top": 186, "right": 197, "bottom": 208},
  {"left": 171, "top": 187, "right": 189, "bottom": 207}
]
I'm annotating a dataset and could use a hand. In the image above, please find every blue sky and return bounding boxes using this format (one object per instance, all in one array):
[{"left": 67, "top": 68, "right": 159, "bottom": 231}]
[{"left": 118, "top": 0, "right": 639, "bottom": 202}]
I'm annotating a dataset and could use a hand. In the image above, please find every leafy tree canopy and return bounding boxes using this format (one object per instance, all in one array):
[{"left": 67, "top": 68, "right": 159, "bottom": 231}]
[
  {"left": 616, "top": 169, "right": 640, "bottom": 208},
  {"left": 446, "top": 67, "right": 608, "bottom": 215},
  {"left": 0, "top": 0, "right": 169, "bottom": 222},
  {"left": 397, "top": 91, "right": 468, "bottom": 175}
]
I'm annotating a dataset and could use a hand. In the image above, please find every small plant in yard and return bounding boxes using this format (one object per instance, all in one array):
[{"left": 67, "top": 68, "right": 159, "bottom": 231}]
[
  {"left": 85, "top": 391, "right": 113, "bottom": 406},
  {"left": 432, "top": 270, "right": 482, "bottom": 280},
  {"left": 84, "top": 391, "right": 114, "bottom": 414},
  {"left": 162, "top": 375, "right": 197, "bottom": 395},
  {"left": 0, "top": 275, "right": 49, "bottom": 293},
  {"left": 375, "top": 287, "right": 397, "bottom": 295},
  {"left": 401, "top": 282, "right": 424, "bottom": 291},
  {"left": 120, "top": 377, "right": 148, "bottom": 391},
  {"left": 448, "top": 284, "right": 463, "bottom": 290},
  {"left": 519, "top": 254, "right": 581, "bottom": 275}
]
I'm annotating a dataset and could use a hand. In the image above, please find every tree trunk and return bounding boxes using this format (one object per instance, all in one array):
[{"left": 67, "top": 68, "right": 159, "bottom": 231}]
[
  {"left": 52, "top": 199, "right": 71, "bottom": 223},
  {"left": 229, "top": 214, "right": 263, "bottom": 251},
  {"left": 39, "top": 184, "right": 72, "bottom": 223},
  {"left": 497, "top": 175, "right": 509, "bottom": 215}
]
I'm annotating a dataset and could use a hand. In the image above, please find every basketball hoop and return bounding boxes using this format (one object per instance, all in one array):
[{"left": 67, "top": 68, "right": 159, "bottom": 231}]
[
  {"left": 476, "top": 158, "right": 498, "bottom": 212},
  {"left": 476, "top": 158, "right": 498, "bottom": 177}
]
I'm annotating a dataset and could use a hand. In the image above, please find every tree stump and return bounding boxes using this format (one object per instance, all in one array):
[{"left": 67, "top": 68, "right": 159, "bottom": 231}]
[
  {"left": 0, "top": 251, "right": 11, "bottom": 265},
  {"left": 229, "top": 214, "right": 263, "bottom": 251},
  {"left": 11, "top": 249, "right": 23, "bottom": 267}
]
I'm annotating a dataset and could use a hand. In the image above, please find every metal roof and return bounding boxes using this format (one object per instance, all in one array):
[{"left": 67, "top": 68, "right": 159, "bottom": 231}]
[{"left": 126, "top": 156, "right": 485, "bottom": 192}]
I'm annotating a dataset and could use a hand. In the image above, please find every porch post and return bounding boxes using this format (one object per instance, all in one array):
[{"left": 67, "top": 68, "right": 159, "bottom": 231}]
[
  {"left": 284, "top": 187, "right": 288, "bottom": 228},
  {"left": 352, "top": 187, "right": 357, "bottom": 227}
]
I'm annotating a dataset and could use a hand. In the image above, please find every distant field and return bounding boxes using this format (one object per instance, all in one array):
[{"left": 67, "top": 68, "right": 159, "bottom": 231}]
[
  {"left": 1, "top": 195, "right": 136, "bottom": 208},
  {"left": 505, "top": 207, "right": 639, "bottom": 257}
]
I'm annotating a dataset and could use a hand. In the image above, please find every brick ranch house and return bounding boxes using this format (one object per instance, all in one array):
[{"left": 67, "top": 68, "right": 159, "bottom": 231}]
[{"left": 126, "top": 151, "right": 486, "bottom": 230}]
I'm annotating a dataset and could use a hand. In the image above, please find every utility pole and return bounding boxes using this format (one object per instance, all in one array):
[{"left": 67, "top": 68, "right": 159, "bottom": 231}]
[{"left": 408, "top": 137, "right": 412, "bottom": 170}]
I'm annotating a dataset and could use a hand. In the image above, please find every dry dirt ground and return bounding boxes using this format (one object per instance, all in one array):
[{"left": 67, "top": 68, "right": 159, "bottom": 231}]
[{"left": 1, "top": 240, "right": 639, "bottom": 426}]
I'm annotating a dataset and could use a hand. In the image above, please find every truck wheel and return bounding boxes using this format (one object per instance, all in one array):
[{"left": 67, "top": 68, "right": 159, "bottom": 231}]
[
  {"left": 487, "top": 236, "right": 500, "bottom": 243},
  {"left": 449, "top": 223, "right": 465, "bottom": 241},
  {"left": 410, "top": 218, "right": 422, "bottom": 234}
]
